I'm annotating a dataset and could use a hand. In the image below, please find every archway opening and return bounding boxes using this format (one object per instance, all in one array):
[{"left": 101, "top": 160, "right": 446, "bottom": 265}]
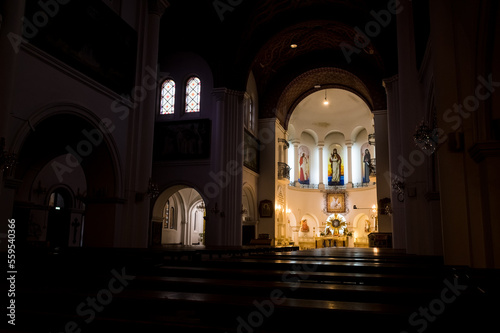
[
  {"left": 12, "top": 113, "right": 118, "bottom": 248},
  {"left": 152, "top": 185, "right": 206, "bottom": 246},
  {"left": 284, "top": 87, "right": 378, "bottom": 248}
]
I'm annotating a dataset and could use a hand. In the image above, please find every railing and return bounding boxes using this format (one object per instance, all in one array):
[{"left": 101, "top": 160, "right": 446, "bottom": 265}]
[
  {"left": 288, "top": 182, "right": 347, "bottom": 190},
  {"left": 277, "top": 162, "right": 291, "bottom": 180},
  {"left": 288, "top": 182, "right": 377, "bottom": 189}
]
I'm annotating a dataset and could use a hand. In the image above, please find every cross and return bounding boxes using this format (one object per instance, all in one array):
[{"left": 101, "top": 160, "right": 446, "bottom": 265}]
[{"left": 71, "top": 218, "right": 81, "bottom": 244}]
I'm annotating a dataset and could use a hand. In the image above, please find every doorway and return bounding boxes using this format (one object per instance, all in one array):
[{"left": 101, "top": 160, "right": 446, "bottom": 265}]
[{"left": 46, "top": 189, "right": 73, "bottom": 248}]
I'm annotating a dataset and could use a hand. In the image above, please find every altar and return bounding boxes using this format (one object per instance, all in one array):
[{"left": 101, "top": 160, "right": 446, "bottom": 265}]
[{"left": 315, "top": 236, "right": 347, "bottom": 248}]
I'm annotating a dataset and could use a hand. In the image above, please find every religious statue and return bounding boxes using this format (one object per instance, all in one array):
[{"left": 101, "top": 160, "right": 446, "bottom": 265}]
[
  {"left": 365, "top": 219, "right": 371, "bottom": 232},
  {"left": 299, "top": 153, "right": 309, "bottom": 183},
  {"left": 363, "top": 148, "right": 371, "bottom": 183},
  {"left": 329, "top": 148, "right": 342, "bottom": 183}
]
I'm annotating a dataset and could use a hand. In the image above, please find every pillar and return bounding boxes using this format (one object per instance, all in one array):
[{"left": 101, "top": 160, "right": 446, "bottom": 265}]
[
  {"left": 291, "top": 140, "right": 300, "bottom": 184},
  {"left": 384, "top": 75, "right": 406, "bottom": 249},
  {"left": 121, "top": 0, "right": 169, "bottom": 247},
  {"left": 345, "top": 140, "right": 353, "bottom": 186},
  {"left": 373, "top": 110, "right": 392, "bottom": 233},
  {"left": 208, "top": 88, "right": 245, "bottom": 246},
  {"left": 318, "top": 141, "right": 324, "bottom": 188},
  {"left": 0, "top": 0, "right": 26, "bottom": 235},
  {"left": 0, "top": 0, "right": 25, "bottom": 141}
]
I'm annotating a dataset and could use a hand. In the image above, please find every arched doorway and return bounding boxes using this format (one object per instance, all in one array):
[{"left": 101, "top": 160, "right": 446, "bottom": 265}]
[
  {"left": 151, "top": 185, "right": 206, "bottom": 246},
  {"left": 242, "top": 185, "right": 257, "bottom": 245},
  {"left": 46, "top": 188, "right": 73, "bottom": 248},
  {"left": 12, "top": 111, "right": 120, "bottom": 248}
]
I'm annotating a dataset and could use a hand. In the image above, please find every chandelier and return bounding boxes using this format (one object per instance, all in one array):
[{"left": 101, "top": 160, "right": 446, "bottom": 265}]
[
  {"left": 413, "top": 120, "right": 438, "bottom": 154},
  {"left": 391, "top": 177, "right": 405, "bottom": 202}
]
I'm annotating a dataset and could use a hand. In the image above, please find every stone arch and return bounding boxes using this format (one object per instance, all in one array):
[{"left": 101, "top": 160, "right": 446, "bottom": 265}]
[{"left": 11, "top": 104, "right": 122, "bottom": 247}]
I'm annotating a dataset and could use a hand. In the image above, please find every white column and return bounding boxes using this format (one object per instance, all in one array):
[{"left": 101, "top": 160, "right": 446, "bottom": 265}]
[
  {"left": 318, "top": 141, "right": 324, "bottom": 189},
  {"left": 291, "top": 140, "right": 300, "bottom": 184},
  {"left": 345, "top": 140, "right": 353, "bottom": 186}
]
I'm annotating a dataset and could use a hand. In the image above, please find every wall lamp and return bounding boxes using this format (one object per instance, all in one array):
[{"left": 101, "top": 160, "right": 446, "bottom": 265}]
[{"left": 210, "top": 203, "right": 224, "bottom": 218}]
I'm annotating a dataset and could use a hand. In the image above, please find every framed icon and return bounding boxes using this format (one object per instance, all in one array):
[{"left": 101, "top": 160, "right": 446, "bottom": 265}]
[
  {"left": 327, "top": 193, "right": 345, "bottom": 213},
  {"left": 259, "top": 200, "right": 273, "bottom": 218}
]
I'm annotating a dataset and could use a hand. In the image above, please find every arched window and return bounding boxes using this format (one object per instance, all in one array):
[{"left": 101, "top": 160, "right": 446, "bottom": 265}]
[
  {"left": 49, "top": 192, "right": 66, "bottom": 210},
  {"left": 160, "top": 79, "right": 175, "bottom": 114},
  {"left": 244, "top": 94, "right": 255, "bottom": 133},
  {"left": 164, "top": 200, "right": 170, "bottom": 228},
  {"left": 170, "top": 207, "right": 177, "bottom": 230},
  {"left": 248, "top": 97, "right": 254, "bottom": 132},
  {"left": 185, "top": 76, "right": 201, "bottom": 113}
]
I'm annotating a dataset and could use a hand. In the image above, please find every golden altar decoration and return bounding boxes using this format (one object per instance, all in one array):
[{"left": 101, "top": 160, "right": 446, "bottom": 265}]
[{"left": 316, "top": 214, "right": 350, "bottom": 248}]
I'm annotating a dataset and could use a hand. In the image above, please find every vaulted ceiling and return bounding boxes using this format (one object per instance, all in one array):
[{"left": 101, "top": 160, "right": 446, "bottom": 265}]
[{"left": 160, "top": 0, "right": 398, "bottom": 125}]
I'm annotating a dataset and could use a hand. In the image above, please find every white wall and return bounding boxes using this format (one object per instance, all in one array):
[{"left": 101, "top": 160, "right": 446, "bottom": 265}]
[{"left": 287, "top": 186, "right": 377, "bottom": 239}]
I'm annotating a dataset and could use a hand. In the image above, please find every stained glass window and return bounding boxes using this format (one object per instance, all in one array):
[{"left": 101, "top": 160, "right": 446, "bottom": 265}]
[
  {"left": 160, "top": 79, "right": 175, "bottom": 114},
  {"left": 164, "top": 200, "right": 170, "bottom": 228},
  {"left": 185, "top": 76, "right": 201, "bottom": 113},
  {"left": 248, "top": 97, "right": 254, "bottom": 132}
]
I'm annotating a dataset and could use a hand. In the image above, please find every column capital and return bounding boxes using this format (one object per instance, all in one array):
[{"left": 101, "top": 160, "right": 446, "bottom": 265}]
[
  {"left": 212, "top": 87, "right": 245, "bottom": 102},
  {"left": 345, "top": 140, "right": 353, "bottom": 147},
  {"left": 372, "top": 109, "right": 388, "bottom": 116},
  {"left": 148, "top": 0, "right": 170, "bottom": 16},
  {"left": 382, "top": 74, "right": 399, "bottom": 87},
  {"left": 317, "top": 141, "right": 325, "bottom": 148},
  {"left": 290, "top": 139, "right": 300, "bottom": 146}
]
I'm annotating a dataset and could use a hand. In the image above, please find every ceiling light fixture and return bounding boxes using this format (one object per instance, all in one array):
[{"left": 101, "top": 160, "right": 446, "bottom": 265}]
[
  {"left": 323, "top": 89, "right": 329, "bottom": 105},
  {"left": 290, "top": 44, "right": 298, "bottom": 49}
]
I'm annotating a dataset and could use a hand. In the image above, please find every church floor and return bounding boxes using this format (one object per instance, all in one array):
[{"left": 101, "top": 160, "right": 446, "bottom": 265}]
[{"left": 11, "top": 246, "right": 499, "bottom": 333}]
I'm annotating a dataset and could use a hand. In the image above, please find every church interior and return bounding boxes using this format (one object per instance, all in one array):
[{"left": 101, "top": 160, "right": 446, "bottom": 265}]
[{"left": 1, "top": 0, "right": 499, "bottom": 332}]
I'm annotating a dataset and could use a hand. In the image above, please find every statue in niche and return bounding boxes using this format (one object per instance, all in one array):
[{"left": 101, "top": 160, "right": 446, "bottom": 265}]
[
  {"left": 363, "top": 149, "right": 371, "bottom": 183},
  {"left": 299, "top": 153, "right": 309, "bottom": 183},
  {"left": 329, "top": 148, "right": 342, "bottom": 184},
  {"left": 365, "top": 219, "right": 371, "bottom": 232}
]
